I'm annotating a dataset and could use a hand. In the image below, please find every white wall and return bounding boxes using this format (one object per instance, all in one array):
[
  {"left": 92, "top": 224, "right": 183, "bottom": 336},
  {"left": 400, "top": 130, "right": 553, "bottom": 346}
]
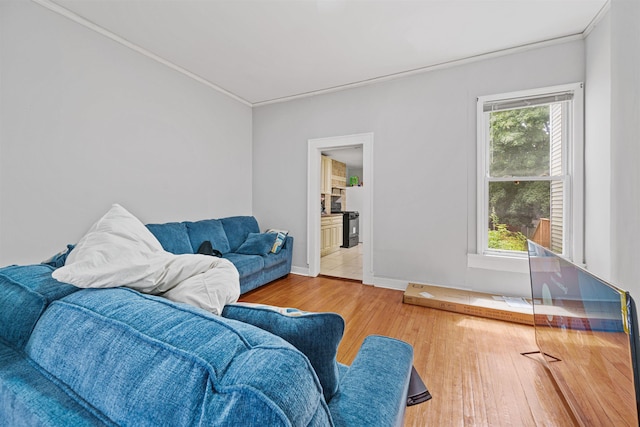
[
  {"left": 584, "top": 12, "right": 611, "bottom": 279},
  {"left": 0, "top": 1, "right": 253, "bottom": 265},
  {"left": 582, "top": 0, "right": 640, "bottom": 302},
  {"left": 345, "top": 187, "right": 363, "bottom": 216},
  {"left": 253, "top": 40, "right": 585, "bottom": 296},
  {"left": 610, "top": 0, "right": 640, "bottom": 300}
]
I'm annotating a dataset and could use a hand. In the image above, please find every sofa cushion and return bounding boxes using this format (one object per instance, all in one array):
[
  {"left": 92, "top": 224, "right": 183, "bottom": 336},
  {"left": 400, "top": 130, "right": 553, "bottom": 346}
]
[
  {"left": 222, "top": 302, "right": 345, "bottom": 402},
  {"left": 222, "top": 253, "right": 264, "bottom": 278},
  {"left": 25, "top": 288, "right": 332, "bottom": 426},
  {"left": 0, "top": 265, "right": 79, "bottom": 349},
  {"left": 261, "top": 250, "right": 288, "bottom": 269},
  {"left": 0, "top": 343, "right": 114, "bottom": 426},
  {"left": 236, "top": 233, "right": 276, "bottom": 256},
  {"left": 185, "top": 219, "right": 231, "bottom": 254},
  {"left": 146, "top": 222, "right": 193, "bottom": 254},
  {"left": 220, "top": 216, "right": 260, "bottom": 252}
]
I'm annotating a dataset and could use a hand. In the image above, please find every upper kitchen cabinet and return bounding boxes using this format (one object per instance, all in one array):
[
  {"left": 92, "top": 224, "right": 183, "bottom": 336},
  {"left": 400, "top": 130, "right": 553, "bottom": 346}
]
[
  {"left": 331, "top": 159, "right": 347, "bottom": 193},
  {"left": 321, "top": 156, "right": 347, "bottom": 213},
  {"left": 321, "top": 155, "right": 332, "bottom": 195},
  {"left": 321, "top": 156, "right": 347, "bottom": 194}
]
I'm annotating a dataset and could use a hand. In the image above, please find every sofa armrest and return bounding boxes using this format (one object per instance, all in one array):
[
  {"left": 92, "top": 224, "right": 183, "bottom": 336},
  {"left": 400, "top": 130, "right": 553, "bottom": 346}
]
[
  {"left": 283, "top": 235, "right": 293, "bottom": 251},
  {"left": 328, "top": 335, "right": 413, "bottom": 427}
]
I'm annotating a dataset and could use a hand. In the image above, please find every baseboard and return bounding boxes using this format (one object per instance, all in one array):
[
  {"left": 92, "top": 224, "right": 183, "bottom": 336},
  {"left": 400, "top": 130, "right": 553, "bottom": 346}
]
[
  {"left": 290, "top": 266, "right": 408, "bottom": 291},
  {"left": 290, "top": 266, "right": 310, "bottom": 276},
  {"left": 370, "top": 276, "right": 409, "bottom": 291}
]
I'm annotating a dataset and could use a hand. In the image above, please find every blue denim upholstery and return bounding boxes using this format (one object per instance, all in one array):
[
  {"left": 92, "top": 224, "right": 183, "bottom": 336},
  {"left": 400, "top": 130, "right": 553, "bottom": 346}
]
[
  {"left": 0, "top": 265, "right": 79, "bottom": 350},
  {"left": 220, "top": 216, "right": 260, "bottom": 252},
  {"left": 0, "top": 264, "right": 414, "bottom": 426},
  {"left": 236, "top": 232, "right": 276, "bottom": 255},
  {"left": 41, "top": 244, "right": 75, "bottom": 268},
  {"left": 329, "top": 335, "right": 414, "bottom": 427},
  {"left": 26, "top": 288, "right": 332, "bottom": 426},
  {"left": 145, "top": 222, "right": 193, "bottom": 254},
  {"left": 146, "top": 215, "right": 292, "bottom": 294},
  {"left": 184, "top": 219, "right": 231, "bottom": 254},
  {"left": 222, "top": 303, "right": 345, "bottom": 402},
  {"left": 222, "top": 252, "right": 264, "bottom": 276},
  {"left": 0, "top": 344, "right": 114, "bottom": 427}
]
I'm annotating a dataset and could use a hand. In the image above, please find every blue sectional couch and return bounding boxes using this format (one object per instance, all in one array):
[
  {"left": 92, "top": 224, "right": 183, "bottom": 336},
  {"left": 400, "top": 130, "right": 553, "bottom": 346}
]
[
  {"left": 0, "top": 264, "right": 414, "bottom": 426},
  {"left": 146, "top": 215, "right": 292, "bottom": 294}
]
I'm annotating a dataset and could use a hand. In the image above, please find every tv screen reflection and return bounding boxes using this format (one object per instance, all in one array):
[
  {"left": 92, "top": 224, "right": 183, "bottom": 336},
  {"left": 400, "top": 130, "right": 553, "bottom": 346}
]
[{"left": 528, "top": 241, "right": 639, "bottom": 426}]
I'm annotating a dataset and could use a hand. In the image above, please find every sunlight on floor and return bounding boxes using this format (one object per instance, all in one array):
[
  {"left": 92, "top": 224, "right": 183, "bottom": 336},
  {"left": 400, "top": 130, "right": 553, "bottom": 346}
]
[{"left": 320, "top": 243, "right": 362, "bottom": 281}]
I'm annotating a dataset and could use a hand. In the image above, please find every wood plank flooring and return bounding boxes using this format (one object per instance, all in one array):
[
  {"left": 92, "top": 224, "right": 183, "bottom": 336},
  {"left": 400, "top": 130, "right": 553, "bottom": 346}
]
[{"left": 240, "top": 274, "right": 578, "bottom": 426}]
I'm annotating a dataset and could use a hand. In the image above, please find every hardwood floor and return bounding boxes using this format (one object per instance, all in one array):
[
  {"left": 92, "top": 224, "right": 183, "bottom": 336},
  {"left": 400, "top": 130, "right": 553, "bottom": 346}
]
[{"left": 240, "top": 274, "right": 578, "bottom": 426}]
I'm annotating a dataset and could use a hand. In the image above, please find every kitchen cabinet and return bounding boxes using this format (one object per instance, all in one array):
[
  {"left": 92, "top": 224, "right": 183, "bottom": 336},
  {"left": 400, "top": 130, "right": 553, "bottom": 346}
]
[
  {"left": 330, "top": 160, "right": 347, "bottom": 210},
  {"left": 331, "top": 159, "right": 347, "bottom": 190},
  {"left": 321, "top": 223, "right": 332, "bottom": 256},
  {"left": 321, "top": 214, "right": 343, "bottom": 256},
  {"left": 321, "top": 156, "right": 347, "bottom": 196},
  {"left": 321, "top": 155, "right": 332, "bottom": 195},
  {"left": 321, "top": 156, "right": 347, "bottom": 214},
  {"left": 331, "top": 223, "right": 343, "bottom": 250}
]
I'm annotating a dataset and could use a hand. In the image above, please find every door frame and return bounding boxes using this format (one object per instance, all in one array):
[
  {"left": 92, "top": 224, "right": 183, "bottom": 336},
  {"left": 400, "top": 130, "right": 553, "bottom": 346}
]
[{"left": 307, "top": 132, "right": 373, "bottom": 283}]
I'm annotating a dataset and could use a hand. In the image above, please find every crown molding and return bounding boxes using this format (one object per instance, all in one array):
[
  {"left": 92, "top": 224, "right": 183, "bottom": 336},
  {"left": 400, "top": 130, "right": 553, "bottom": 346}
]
[
  {"left": 583, "top": 0, "right": 611, "bottom": 37},
  {"left": 253, "top": 33, "right": 585, "bottom": 107},
  {"left": 31, "top": 0, "right": 598, "bottom": 109},
  {"left": 31, "top": 0, "right": 252, "bottom": 107}
]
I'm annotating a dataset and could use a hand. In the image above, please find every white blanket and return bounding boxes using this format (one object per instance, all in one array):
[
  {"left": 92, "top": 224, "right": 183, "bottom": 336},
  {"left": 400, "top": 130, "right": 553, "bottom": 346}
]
[{"left": 52, "top": 204, "right": 240, "bottom": 315}]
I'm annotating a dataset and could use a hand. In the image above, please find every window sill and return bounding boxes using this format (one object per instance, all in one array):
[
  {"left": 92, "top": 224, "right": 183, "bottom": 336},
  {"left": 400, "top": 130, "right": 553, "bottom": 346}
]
[{"left": 467, "top": 253, "right": 529, "bottom": 274}]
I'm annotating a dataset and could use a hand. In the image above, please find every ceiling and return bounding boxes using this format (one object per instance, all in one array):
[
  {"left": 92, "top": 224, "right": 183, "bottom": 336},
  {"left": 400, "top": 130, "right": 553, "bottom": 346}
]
[
  {"left": 44, "top": 0, "right": 607, "bottom": 106},
  {"left": 322, "top": 147, "right": 363, "bottom": 169}
]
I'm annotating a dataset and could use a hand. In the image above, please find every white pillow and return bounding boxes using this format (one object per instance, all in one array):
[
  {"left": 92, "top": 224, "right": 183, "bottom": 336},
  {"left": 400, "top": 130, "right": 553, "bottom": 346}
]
[
  {"left": 52, "top": 204, "right": 241, "bottom": 314},
  {"left": 52, "top": 204, "right": 167, "bottom": 290}
]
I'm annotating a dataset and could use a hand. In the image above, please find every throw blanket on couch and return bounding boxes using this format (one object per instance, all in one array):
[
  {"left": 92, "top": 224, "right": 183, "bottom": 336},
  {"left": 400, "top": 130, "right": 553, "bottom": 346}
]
[{"left": 52, "top": 204, "right": 240, "bottom": 314}]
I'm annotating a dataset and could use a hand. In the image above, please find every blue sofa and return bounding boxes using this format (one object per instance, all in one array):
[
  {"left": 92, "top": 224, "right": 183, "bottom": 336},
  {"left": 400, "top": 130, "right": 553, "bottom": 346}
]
[
  {"left": 145, "top": 215, "right": 292, "bottom": 294},
  {"left": 0, "top": 264, "right": 414, "bottom": 426}
]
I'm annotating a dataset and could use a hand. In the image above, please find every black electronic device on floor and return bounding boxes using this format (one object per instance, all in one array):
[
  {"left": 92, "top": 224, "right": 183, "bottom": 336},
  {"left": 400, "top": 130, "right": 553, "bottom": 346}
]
[{"left": 407, "top": 366, "right": 432, "bottom": 406}]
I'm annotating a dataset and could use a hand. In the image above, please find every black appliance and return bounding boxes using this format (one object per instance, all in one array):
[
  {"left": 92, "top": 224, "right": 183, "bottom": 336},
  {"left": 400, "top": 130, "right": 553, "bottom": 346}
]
[
  {"left": 341, "top": 211, "right": 359, "bottom": 248},
  {"left": 330, "top": 195, "right": 342, "bottom": 212}
]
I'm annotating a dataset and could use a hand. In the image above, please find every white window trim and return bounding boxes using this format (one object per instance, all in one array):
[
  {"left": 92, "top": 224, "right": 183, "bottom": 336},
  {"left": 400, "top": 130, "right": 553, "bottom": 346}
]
[{"left": 472, "top": 83, "right": 584, "bottom": 271}]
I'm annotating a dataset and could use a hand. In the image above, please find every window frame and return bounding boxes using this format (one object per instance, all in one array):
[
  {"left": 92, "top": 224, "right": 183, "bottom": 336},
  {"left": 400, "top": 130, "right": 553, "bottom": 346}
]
[{"left": 475, "top": 83, "right": 584, "bottom": 266}]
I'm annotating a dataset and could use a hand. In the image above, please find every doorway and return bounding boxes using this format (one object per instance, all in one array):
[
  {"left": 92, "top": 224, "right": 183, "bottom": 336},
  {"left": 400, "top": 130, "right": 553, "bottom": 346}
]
[
  {"left": 319, "top": 147, "right": 363, "bottom": 280},
  {"left": 307, "top": 133, "right": 373, "bottom": 284}
]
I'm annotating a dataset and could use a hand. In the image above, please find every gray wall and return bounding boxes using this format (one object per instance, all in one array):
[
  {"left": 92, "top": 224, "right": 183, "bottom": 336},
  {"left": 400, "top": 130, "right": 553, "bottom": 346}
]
[
  {"left": 583, "top": 0, "right": 640, "bottom": 302},
  {"left": 253, "top": 40, "right": 585, "bottom": 296},
  {"left": 585, "top": 13, "right": 611, "bottom": 279},
  {"left": 5, "top": 0, "right": 632, "bottom": 300},
  {"left": 0, "top": 1, "right": 253, "bottom": 265},
  {"left": 610, "top": 0, "right": 640, "bottom": 299}
]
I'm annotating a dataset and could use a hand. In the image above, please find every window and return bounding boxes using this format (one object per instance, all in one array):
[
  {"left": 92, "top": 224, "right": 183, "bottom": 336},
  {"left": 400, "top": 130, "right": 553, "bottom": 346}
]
[{"left": 477, "top": 84, "right": 583, "bottom": 262}]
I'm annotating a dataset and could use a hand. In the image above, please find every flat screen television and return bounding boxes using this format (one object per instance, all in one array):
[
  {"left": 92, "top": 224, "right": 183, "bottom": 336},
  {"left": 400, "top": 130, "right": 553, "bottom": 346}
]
[{"left": 527, "top": 241, "right": 640, "bottom": 426}]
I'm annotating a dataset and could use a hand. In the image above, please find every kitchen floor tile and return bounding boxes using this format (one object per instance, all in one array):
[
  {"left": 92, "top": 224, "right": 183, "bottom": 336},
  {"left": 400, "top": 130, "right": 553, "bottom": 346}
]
[{"left": 320, "top": 244, "right": 362, "bottom": 281}]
